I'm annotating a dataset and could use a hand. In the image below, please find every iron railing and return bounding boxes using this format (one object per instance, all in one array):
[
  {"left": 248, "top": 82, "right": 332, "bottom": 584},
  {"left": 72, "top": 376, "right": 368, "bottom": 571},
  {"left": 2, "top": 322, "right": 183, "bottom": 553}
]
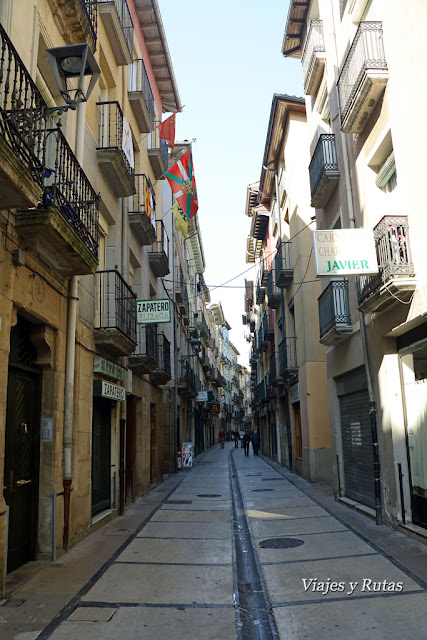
[
  {"left": 80, "top": 0, "right": 98, "bottom": 47},
  {"left": 318, "top": 280, "right": 351, "bottom": 339},
  {"left": 0, "top": 23, "right": 47, "bottom": 186},
  {"left": 98, "top": 0, "right": 133, "bottom": 56},
  {"left": 358, "top": 216, "right": 414, "bottom": 305},
  {"left": 150, "top": 219, "right": 169, "bottom": 259},
  {"left": 97, "top": 101, "right": 135, "bottom": 182},
  {"left": 95, "top": 269, "right": 137, "bottom": 343},
  {"left": 180, "top": 360, "right": 196, "bottom": 390},
  {"left": 43, "top": 127, "right": 99, "bottom": 257},
  {"left": 309, "top": 134, "right": 339, "bottom": 199},
  {"left": 337, "top": 22, "right": 387, "bottom": 125},
  {"left": 275, "top": 242, "right": 293, "bottom": 284},
  {"left": 129, "top": 174, "right": 155, "bottom": 219},
  {"left": 301, "top": 20, "right": 325, "bottom": 91},
  {"left": 149, "top": 123, "right": 169, "bottom": 168},
  {"left": 0, "top": 24, "right": 98, "bottom": 256},
  {"left": 279, "top": 337, "right": 297, "bottom": 376},
  {"left": 262, "top": 309, "right": 274, "bottom": 340},
  {"left": 134, "top": 323, "right": 158, "bottom": 361},
  {"left": 157, "top": 334, "right": 171, "bottom": 375},
  {"left": 128, "top": 58, "right": 154, "bottom": 121}
]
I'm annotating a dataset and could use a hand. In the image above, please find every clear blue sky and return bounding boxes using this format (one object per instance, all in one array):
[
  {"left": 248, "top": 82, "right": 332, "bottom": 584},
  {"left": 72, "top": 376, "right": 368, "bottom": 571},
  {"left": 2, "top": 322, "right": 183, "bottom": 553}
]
[{"left": 159, "top": 0, "right": 303, "bottom": 365}]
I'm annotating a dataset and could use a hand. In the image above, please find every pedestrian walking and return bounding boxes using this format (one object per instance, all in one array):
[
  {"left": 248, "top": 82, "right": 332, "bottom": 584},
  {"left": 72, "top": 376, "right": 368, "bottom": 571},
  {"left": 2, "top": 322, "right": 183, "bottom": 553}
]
[
  {"left": 251, "top": 431, "right": 260, "bottom": 456},
  {"left": 233, "top": 430, "right": 239, "bottom": 448},
  {"left": 219, "top": 429, "right": 225, "bottom": 449},
  {"left": 243, "top": 431, "right": 251, "bottom": 457}
]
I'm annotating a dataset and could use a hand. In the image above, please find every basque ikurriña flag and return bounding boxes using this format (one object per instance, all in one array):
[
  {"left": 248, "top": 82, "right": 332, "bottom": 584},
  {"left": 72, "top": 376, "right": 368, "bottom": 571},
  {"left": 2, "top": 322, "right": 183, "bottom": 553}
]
[{"left": 164, "top": 147, "right": 198, "bottom": 220}]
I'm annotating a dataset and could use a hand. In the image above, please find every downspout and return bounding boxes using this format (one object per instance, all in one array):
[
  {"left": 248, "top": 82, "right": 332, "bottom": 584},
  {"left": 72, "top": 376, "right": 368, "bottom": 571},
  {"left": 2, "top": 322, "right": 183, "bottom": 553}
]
[
  {"left": 63, "top": 98, "right": 86, "bottom": 551},
  {"left": 172, "top": 196, "right": 179, "bottom": 471},
  {"left": 330, "top": 0, "right": 382, "bottom": 524}
]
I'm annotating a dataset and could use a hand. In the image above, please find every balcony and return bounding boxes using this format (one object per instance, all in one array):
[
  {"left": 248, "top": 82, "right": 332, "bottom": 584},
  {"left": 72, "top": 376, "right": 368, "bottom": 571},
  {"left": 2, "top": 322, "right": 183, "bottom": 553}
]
[
  {"left": 48, "top": 0, "right": 97, "bottom": 50},
  {"left": 98, "top": 0, "right": 133, "bottom": 65},
  {"left": 150, "top": 334, "right": 172, "bottom": 385},
  {"left": 267, "top": 268, "right": 281, "bottom": 309},
  {"left": 262, "top": 309, "right": 275, "bottom": 342},
  {"left": 94, "top": 269, "right": 137, "bottom": 356},
  {"left": 256, "top": 280, "right": 266, "bottom": 304},
  {"left": 269, "top": 351, "right": 283, "bottom": 387},
  {"left": 128, "top": 324, "right": 158, "bottom": 375},
  {"left": 358, "top": 216, "right": 416, "bottom": 313},
  {"left": 97, "top": 101, "right": 136, "bottom": 197},
  {"left": 279, "top": 338, "right": 298, "bottom": 378},
  {"left": 301, "top": 21, "right": 326, "bottom": 95},
  {"left": 16, "top": 124, "right": 100, "bottom": 276},
  {"left": 275, "top": 242, "right": 293, "bottom": 288},
  {"left": 309, "top": 135, "right": 340, "bottom": 208},
  {"left": 128, "top": 59, "right": 155, "bottom": 133},
  {"left": 318, "top": 280, "right": 352, "bottom": 346},
  {"left": 129, "top": 174, "right": 156, "bottom": 245},
  {"left": 149, "top": 220, "right": 170, "bottom": 277},
  {"left": 178, "top": 361, "right": 197, "bottom": 397},
  {"left": 259, "top": 327, "right": 268, "bottom": 354},
  {"left": 175, "top": 266, "right": 189, "bottom": 317},
  {"left": 148, "top": 124, "right": 169, "bottom": 180},
  {"left": 337, "top": 22, "right": 388, "bottom": 134}
]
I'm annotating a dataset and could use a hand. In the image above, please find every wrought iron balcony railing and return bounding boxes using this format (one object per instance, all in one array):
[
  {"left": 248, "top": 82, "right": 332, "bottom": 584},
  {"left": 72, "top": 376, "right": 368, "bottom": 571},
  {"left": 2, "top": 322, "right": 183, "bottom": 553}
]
[
  {"left": 150, "top": 333, "right": 171, "bottom": 385},
  {"left": 94, "top": 269, "right": 137, "bottom": 344},
  {"left": 301, "top": 20, "right": 326, "bottom": 95},
  {"left": 97, "top": 101, "right": 135, "bottom": 196},
  {"left": 318, "top": 280, "right": 352, "bottom": 345},
  {"left": 275, "top": 242, "right": 293, "bottom": 288},
  {"left": 98, "top": 0, "right": 133, "bottom": 58},
  {"left": 269, "top": 351, "right": 277, "bottom": 384},
  {"left": 267, "top": 268, "right": 281, "bottom": 309},
  {"left": 148, "top": 123, "right": 169, "bottom": 179},
  {"left": 279, "top": 337, "right": 298, "bottom": 378},
  {"left": 81, "top": 0, "right": 98, "bottom": 46},
  {"left": 128, "top": 58, "right": 155, "bottom": 132},
  {"left": 309, "top": 134, "right": 340, "bottom": 208},
  {"left": 358, "top": 216, "right": 415, "bottom": 312},
  {"left": 149, "top": 219, "right": 170, "bottom": 277},
  {"left": 128, "top": 174, "right": 156, "bottom": 245},
  {"left": 0, "top": 25, "right": 99, "bottom": 262},
  {"left": 262, "top": 309, "right": 274, "bottom": 341},
  {"left": 337, "top": 22, "right": 388, "bottom": 133}
]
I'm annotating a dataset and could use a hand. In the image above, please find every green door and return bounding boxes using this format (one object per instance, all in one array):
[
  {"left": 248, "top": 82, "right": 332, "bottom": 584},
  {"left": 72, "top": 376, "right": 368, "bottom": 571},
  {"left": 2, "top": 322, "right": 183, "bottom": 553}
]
[{"left": 91, "top": 397, "right": 112, "bottom": 515}]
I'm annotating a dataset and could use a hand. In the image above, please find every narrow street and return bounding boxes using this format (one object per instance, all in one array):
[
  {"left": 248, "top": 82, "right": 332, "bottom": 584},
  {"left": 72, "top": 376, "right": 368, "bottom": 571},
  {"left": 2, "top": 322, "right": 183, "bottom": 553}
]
[{"left": 1, "top": 444, "right": 426, "bottom": 640}]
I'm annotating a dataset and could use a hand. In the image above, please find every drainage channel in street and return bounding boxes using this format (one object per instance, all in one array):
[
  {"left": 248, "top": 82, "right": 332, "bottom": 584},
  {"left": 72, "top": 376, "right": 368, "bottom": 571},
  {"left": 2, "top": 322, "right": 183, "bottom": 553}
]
[{"left": 229, "top": 450, "right": 278, "bottom": 640}]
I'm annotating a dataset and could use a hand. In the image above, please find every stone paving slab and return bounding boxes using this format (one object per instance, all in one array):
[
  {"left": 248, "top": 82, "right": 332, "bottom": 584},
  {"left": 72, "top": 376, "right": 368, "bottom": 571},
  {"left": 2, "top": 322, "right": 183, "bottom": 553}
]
[
  {"left": 81, "top": 563, "right": 234, "bottom": 605},
  {"left": 256, "top": 530, "right": 377, "bottom": 563},
  {"left": 272, "top": 592, "right": 427, "bottom": 640},
  {"left": 137, "top": 521, "right": 231, "bottom": 539},
  {"left": 262, "top": 553, "right": 422, "bottom": 603},
  {"left": 151, "top": 509, "right": 231, "bottom": 522},
  {"left": 48, "top": 607, "right": 237, "bottom": 640},
  {"left": 246, "top": 505, "right": 329, "bottom": 520},
  {"left": 117, "top": 537, "right": 232, "bottom": 565},
  {"left": 243, "top": 496, "right": 315, "bottom": 509},
  {"left": 251, "top": 515, "right": 347, "bottom": 537}
]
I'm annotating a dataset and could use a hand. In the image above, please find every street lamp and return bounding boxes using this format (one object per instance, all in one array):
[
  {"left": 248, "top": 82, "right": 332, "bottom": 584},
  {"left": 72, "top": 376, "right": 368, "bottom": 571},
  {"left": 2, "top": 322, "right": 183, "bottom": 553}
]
[{"left": 46, "top": 43, "right": 100, "bottom": 115}]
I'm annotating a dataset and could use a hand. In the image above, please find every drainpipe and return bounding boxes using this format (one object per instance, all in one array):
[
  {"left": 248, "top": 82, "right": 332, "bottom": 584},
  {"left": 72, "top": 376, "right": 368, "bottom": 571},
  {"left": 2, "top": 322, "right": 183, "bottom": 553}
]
[
  {"left": 63, "top": 98, "right": 86, "bottom": 551},
  {"left": 329, "top": 0, "right": 382, "bottom": 525}
]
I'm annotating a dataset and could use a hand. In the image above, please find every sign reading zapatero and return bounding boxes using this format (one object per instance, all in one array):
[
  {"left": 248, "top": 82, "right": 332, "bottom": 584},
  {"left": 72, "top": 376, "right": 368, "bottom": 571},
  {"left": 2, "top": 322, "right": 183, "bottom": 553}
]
[{"left": 136, "top": 299, "right": 171, "bottom": 324}]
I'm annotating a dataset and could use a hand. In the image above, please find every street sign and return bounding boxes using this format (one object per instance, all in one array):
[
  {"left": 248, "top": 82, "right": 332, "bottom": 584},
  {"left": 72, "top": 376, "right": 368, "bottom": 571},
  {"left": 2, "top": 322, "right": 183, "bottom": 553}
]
[
  {"left": 136, "top": 299, "right": 171, "bottom": 324},
  {"left": 197, "top": 391, "right": 208, "bottom": 402},
  {"left": 312, "top": 229, "right": 379, "bottom": 277},
  {"left": 93, "top": 380, "right": 126, "bottom": 401}
]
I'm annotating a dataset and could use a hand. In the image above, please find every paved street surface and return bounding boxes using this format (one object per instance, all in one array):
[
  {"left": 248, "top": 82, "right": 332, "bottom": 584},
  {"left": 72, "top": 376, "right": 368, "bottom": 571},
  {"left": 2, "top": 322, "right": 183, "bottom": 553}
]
[{"left": 1, "top": 442, "right": 426, "bottom": 639}]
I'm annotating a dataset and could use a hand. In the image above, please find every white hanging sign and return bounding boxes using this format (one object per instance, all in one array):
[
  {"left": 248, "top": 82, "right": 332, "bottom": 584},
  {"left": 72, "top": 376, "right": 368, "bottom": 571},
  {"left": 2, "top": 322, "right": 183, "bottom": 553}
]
[{"left": 312, "top": 229, "right": 379, "bottom": 276}]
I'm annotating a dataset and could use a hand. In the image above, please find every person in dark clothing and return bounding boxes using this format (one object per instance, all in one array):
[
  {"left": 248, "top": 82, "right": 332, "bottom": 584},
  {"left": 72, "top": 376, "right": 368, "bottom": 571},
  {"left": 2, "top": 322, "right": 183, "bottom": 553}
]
[
  {"left": 243, "top": 431, "right": 251, "bottom": 457},
  {"left": 233, "top": 430, "right": 239, "bottom": 448},
  {"left": 251, "top": 431, "right": 260, "bottom": 456}
]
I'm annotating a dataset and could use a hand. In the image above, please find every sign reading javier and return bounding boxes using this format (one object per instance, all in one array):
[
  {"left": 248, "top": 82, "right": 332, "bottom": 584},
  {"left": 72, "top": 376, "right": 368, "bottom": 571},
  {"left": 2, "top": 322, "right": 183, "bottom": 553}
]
[
  {"left": 136, "top": 298, "right": 171, "bottom": 324},
  {"left": 312, "top": 229, "right": 378, "bottom": 277}
]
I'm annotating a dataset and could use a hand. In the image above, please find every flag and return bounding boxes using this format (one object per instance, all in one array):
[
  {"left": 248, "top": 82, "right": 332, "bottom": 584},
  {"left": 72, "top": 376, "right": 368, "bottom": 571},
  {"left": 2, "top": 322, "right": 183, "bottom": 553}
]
[
  {"left": 157, "top": 112, "right": 177, "bottom": 149},
  {"left": 165, "top": 147, "right": 198, "bottom": 220},
  {"left": 144, "top": 177, "right": 155, "bottom": 228},
  {"left": 172, "top": 202, "right": 188, "bottom": 237}
]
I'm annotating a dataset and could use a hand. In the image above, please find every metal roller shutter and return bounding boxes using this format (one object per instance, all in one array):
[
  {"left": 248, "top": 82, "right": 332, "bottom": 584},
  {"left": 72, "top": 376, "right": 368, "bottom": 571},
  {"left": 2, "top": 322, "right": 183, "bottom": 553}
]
[{"left": 340, "top": 390, "right": 375, "bottom": 509}]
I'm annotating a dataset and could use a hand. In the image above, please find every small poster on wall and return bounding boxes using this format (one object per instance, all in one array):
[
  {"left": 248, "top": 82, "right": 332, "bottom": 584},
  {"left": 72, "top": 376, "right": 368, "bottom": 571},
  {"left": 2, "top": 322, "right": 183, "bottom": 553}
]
[{"left": 182, "top": 442, "right": 193, "bottom": 468}]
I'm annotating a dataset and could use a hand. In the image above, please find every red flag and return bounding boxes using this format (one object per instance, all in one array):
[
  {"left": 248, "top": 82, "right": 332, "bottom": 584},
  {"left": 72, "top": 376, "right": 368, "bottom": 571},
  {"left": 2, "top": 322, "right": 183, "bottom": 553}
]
[
  {"left": 157, "top": 112, "right": 177, "bottom": 149},
  {"left": 164, "top": 147, "right": 198, "bottom": 219}
]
